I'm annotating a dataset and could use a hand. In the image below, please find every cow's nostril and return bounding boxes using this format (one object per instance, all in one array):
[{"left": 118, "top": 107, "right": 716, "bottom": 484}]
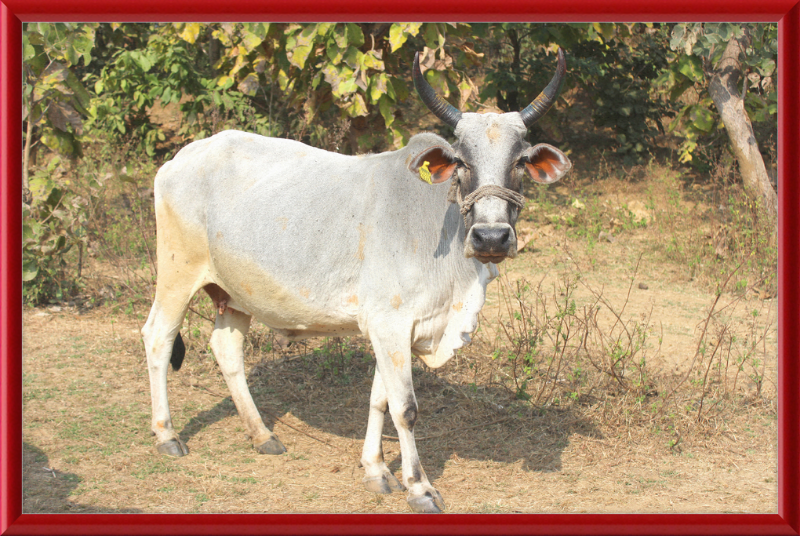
[
  {"left": 498, "top": 227, "right": 510, "bottom": 243},
  {"left": 471, "top": 225, "right": 512, "bottom": 252}
]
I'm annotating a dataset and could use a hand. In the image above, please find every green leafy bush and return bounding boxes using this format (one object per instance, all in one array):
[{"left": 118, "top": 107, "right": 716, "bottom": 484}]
[{"left": 23, "top": 157, "right": 101, "bottom": 305}]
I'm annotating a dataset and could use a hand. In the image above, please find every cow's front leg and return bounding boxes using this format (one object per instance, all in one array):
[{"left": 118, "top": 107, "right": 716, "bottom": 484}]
[
  {"left": 361, "top": 367, "right": 405, "bottom": 494},
  {"left": 370, "top": 325, "right": 445, "bottom": 513}
]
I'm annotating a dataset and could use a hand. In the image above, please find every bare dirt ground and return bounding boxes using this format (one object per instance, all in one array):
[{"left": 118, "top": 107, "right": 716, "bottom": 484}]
[{"left": 21, "top": 180, "right": 778, "bottom": 515}]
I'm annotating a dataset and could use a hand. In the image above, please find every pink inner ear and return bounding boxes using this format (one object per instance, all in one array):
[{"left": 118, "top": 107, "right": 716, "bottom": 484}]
[
  {"left": 429, "top": 162, "right": 457, "bottom": 184},
  {"left": 526, "top": 147, "right": 567, "bottom": 184},
  {"left": 526, "top": 159, "right": 558, "bottom": 184},
  {"left": 412, "top": 146, "right": 457, "bottom": 184}
]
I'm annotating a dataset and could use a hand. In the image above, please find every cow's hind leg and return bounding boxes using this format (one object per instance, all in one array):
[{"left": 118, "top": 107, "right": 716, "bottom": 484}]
[
  {"left": 210, "top": 307, "right": 286, "bottom": 455},
  {"left": 361, "top": 367, "right": 405, "bottom": 494},
  {"left": 142, "top": 287, "right": 196, "bottom": 457}
]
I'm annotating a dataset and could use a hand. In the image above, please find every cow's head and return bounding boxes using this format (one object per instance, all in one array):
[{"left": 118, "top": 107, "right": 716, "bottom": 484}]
[{"left": 410, "top": 49, "right": 572, "bottom": 264}]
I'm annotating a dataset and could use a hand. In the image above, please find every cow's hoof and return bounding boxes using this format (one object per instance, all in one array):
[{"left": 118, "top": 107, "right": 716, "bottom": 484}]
[
  {"left": 407, "top": 488, "right": 445, "bottom": 513},
  {"left": 255, "top": 437, "right": 286, "bottom": 455},
  {"left": 364, "top": 472, "right": 405, "bottom": 494},
  {"left": 157, "top": 439, "right": 189, "bottom": 457}
]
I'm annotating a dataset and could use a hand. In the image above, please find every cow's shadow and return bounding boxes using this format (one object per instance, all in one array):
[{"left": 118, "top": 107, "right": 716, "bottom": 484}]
[
  {"left": 22, "top": 442, "right": 143, "bottom": 513},
  {"left": 177, "top": 338, "right": 601, "bottom": 485}
]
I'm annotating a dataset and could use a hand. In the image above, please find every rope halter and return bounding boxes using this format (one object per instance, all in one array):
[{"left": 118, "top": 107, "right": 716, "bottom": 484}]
[{"left": 448, "top": 180, "right": 526, "bottom": 225}]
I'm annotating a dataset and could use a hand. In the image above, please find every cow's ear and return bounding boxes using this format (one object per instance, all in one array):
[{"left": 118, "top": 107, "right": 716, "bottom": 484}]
[
  {"left": 523, "top": 144, "right": 571, "bottom": 184},
  {"left": 409, "top": 146, "right": 458, "bottom": 184}
]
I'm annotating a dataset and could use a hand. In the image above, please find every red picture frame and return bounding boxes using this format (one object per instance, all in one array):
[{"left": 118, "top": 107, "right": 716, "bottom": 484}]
[{"left": 2, "top": 1, "right": 798, "bottom": 534}]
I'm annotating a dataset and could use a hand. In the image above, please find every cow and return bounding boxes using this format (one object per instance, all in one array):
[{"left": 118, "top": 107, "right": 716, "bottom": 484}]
[{"left": 141, "top": 49, "right": 571, "bottom": 513}]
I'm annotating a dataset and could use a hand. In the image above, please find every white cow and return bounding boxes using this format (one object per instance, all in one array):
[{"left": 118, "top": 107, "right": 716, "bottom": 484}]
[{"left": 141, "top": 50, "right": 571, "bottom": 513}]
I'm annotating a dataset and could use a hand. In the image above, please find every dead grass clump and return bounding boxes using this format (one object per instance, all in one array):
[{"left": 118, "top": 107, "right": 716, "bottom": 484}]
[
  {"left": 467, "top": 252, "right": 775, "bottom": 454},
  {"left": 645, "top": 160, "right": 777, "bottom": 296},
  {"left": 474, "top": 257, "right": 659, "bottom": 410}
]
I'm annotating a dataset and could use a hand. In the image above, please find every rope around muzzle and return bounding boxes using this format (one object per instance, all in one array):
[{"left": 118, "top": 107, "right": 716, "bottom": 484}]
[{"left": 448, "top": 181, "right": 527, "bottom": 224}]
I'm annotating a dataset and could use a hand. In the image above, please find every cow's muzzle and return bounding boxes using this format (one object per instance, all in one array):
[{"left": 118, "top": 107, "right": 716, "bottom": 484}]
[{"left": 466, "top": 223, "right": 517, "bottom": 264}]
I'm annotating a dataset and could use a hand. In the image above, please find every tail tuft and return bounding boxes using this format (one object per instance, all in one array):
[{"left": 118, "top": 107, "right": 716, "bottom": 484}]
[{"left": 170, "top": 333, "right": 186, "bottom": 371}]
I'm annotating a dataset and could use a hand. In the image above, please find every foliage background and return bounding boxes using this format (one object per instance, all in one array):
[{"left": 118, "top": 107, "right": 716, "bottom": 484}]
[{"left": 22, "top": 22, "right": 777, "bottom": 305}]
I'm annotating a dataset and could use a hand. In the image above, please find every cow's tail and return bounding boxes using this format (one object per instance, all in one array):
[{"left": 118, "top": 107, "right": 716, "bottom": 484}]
[{"left": 170, "top": 333, "right": 186, "bottom": 371}]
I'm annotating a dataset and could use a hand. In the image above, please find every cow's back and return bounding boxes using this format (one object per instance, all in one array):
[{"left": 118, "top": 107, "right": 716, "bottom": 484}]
[{"left": 155, "top": 131, "right": 351, "bottom": 226}]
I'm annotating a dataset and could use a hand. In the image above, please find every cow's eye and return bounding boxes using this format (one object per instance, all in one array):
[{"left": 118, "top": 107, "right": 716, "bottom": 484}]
[
  {"left": 510, "top": 161, "right": 527, "bottom": 190},
  {"left": 455, "top": 161, "right": 469, "bottom": 180}
]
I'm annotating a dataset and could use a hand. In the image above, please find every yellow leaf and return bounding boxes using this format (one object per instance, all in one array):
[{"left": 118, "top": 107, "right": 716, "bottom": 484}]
[
  {"left": 289, "top": 44, "right": 312, "bottom": 70},
  {"left": 388, "top": 22, "right": 422, "bottom": 52},
  {"left": 241, "top": 31, "right": 263, "bottom": 52},
  {"left": 229, "top": 48, "right": 247, "bottom": 76},
  {"left": 277, "top": 69, "right": 289, "bottom": 91},
  {"left": 592, "top": 22, "right": 616, "bottom": 42},
  {"left": 345, "top": 93, "right": 368, "bottom": 117},
  {"left": 180, "top": 23, "right": 202, "bottom": 44},
  {"left": 212, "top": 28, "right": 232, "bottom": 47}
]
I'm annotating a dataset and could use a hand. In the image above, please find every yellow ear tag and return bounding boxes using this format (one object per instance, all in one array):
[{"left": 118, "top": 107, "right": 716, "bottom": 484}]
[{"left": 418, "top": 161, "right": 432, "bottom": 184}]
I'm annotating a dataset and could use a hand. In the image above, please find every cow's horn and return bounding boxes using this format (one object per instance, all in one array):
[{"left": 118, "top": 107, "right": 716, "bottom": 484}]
[
  {"left": 519, "top": 48, "right": 567, "bottom": 129},
  {"left": 413, "top": 52, "right": 463, "bottom": 129}
]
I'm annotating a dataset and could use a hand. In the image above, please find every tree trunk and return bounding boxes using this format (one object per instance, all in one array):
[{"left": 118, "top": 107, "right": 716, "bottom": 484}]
[{"left": 708, "top": 34, "right": 777, "bottom": 225}]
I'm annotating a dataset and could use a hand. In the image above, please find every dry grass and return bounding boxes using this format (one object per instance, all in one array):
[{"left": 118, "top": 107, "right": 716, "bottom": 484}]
[
  {"left": 21, "top": 268, "right": 777, "bottom": 513},
  {"left": 21, "top": 301, "right": 777, "bottom": 514},
  {"left": 21, "top": 161, "right": 778, "bottom": 514}
]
